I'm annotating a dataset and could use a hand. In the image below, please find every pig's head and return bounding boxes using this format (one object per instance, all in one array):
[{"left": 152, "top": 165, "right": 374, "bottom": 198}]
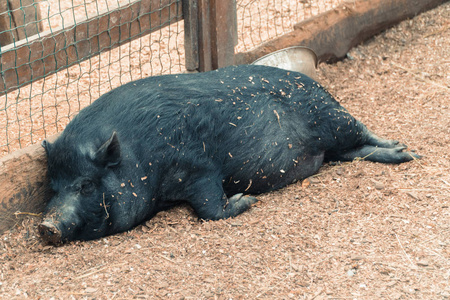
[{"left": 39, "top": 132, "right": 123, "bottom": 244}]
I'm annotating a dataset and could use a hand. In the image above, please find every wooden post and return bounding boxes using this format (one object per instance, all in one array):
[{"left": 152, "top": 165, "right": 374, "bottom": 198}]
[
  {"left": 209, "top": 0, "right": 236, "bottom": 69},
  {"left": 197, "top": 0, "right": 213, "bottom": 71},
  {"left": 183, "top": 0, "right": 199, "bottom": 71},
  {"left": 184, "top": 0, "right": 237, "bottom": 72},
  {"left": 0, "top": 0, "right": 43, "bottom": 47}
]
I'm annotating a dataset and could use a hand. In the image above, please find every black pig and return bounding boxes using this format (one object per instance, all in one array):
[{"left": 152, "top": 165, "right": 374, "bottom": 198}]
[{"left": 38, "top": 65, "right": 419, "bottom": 244}]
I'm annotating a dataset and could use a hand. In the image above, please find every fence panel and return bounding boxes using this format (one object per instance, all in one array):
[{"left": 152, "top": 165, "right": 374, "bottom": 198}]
[{"left": 0, "top": 0, "right": 184, "bottom": 155}]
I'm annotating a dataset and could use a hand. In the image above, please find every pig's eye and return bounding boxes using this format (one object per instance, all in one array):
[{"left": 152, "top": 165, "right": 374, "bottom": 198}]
[{"left": 80, "top": 180, "right": 95, "bottom": 195}]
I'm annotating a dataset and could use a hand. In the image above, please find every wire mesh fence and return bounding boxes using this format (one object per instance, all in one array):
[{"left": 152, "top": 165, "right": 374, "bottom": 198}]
[
  {"left": 0, "top": 0, "right": 346, "bottom": 156},
  {"left": 236, "top": 0, "right": 344, "bottom": 52}
]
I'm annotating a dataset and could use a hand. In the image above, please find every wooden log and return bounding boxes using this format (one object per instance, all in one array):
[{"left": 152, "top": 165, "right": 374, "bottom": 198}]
[
  {"left": 235, "top": 0, "right": 447, "bottom": 65},
  {"left": 0, "top": 140, "right": 51, "bottom": 233},
  {"left": 0, "top": 0, "right": 43, "bottom": 47},
  {"left": 0, "top": 0, "right": 182, "bottom": 95}
]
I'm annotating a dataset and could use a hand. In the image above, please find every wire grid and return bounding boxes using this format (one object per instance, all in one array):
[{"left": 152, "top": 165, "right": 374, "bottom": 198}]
[
  {"left": 236, "top": 0, "right": 346, "bottom": 52},
  {"left": 0, "top": 0, "right": 184, "bottom": 156}
]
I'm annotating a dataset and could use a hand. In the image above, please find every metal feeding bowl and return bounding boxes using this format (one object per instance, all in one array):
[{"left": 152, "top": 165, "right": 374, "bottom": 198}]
[{"left": 252, "top": 46, "right": 318, "bottom": 80}]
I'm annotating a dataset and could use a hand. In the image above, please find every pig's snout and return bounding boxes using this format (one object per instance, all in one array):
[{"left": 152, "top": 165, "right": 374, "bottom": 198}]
[{"left": 38, "top": 221, "right": 62, "bottom": 244}]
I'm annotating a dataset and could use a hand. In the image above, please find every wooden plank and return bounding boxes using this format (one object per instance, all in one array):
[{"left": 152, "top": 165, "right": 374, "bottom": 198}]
[
  {"left": 234, "top": 0, "right": 447, "bottom": 65},
  {"left": 183, "top": 0, "right": 199, "bottom": 71},
  {"left": 0, "top": 0, "right": 183, "bottom": 95}
]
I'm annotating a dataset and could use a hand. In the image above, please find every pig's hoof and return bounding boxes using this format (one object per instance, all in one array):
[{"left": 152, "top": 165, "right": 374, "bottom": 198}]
[
  {"left": 229, "top": 193, "right": 257, "bottom": 202},
  {"left": 228, "top": 193, "right": 258, "bottom": 209},
  {"left": 388, "top": 147, "right": 422, "bottom": 162},
  {"left": 38, "top": 222, "right": 62, "bottom": 245},
  {"left": 385, "top": 140, "right": 399, "bottom": 147},
  {"left": 383, "top": 139, "right": 408, "bottom": 148}
]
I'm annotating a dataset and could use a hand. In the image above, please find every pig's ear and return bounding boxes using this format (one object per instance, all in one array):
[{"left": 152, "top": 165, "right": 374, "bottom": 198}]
[
  {"left": 95, "top": 132, "right": 121, "bottom": 168},
  {"left": 41, "top": 140, "right": 51, "bottom": 155}
]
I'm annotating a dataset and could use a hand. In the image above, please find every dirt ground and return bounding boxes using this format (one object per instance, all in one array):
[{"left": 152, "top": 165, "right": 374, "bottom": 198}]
[{"left": 1, "top": 3, "right": 449, "bottom": 299}]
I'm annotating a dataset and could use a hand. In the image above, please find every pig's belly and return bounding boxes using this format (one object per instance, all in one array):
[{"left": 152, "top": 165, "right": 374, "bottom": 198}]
[{"left": 222, "top": 152, "right": 325, "bottom": 195}]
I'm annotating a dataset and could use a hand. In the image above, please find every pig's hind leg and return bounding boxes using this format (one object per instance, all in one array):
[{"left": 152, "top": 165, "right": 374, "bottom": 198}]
[
  {"left": 331, "top": 129, "right": 421, "bottom": 164},
  {"left": 333, "top": 145, "right": 420, "bottom": 164},
  {"left": 186, "top": 172, "right": 258, "bottom": 221}
]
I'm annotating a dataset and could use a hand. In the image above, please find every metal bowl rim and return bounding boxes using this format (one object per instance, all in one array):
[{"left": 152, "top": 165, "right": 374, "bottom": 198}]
[{"left": 252, "top": 46, "right": 318, "bottom": 68}]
